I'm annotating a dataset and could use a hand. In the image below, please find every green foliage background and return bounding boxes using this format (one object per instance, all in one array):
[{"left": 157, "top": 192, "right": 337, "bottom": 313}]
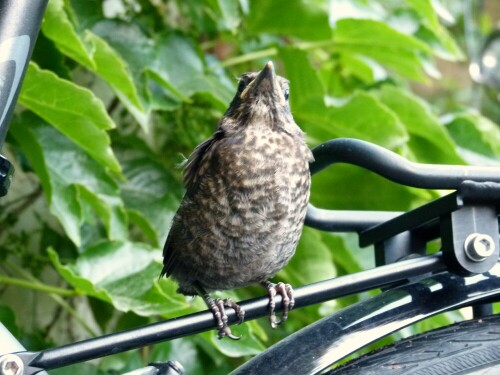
[{"left": 1, "top": 0, "right": 500, "bottom": 373}]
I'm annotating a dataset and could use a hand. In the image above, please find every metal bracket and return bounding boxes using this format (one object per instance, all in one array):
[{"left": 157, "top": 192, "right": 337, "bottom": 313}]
[
  {"left": 358, "top": 182, "right": 500, "bottom": 275},
  {"left": 441, "top": 205, "right": 499, "bottom": 275}
]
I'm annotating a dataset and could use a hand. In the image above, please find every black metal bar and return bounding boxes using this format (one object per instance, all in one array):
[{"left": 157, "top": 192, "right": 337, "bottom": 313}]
[
  {"left": 0, "top": 0, "right": 48, "bottom": 149},
  {"left": 18, "top": 254, "right": 445, "bottom": 374},
  {"left": 359, "top": 192, "right": 462, "bottom": 247},
  {"left": 232, "top": 262, "right": 500, "bottom": 375},
  {"left": 305, "top": 204, "right": 402, "bottom": 232},
  {"left": 310, "top": 139, "right": 500, "bottom": 188}
]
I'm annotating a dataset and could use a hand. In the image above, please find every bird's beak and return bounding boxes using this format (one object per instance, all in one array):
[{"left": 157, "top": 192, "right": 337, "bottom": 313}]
[{"left": 241, "top": 61, "right": 283, "bottom": 103}]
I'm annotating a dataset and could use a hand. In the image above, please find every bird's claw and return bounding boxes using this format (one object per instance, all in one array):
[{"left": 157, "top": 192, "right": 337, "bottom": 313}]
[
  {"left": 210, "top": 298, "right": 245, "bottom": 340},
  {"left": 263, "top": 281, "right": 295, "bottom": 328}
]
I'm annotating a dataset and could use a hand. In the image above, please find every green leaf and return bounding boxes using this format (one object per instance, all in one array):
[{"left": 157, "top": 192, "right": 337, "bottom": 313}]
[
  {"left": 311, "top": 163, "right": 431, "bottom": 211},
  {"left": 48, "top": 248, "right": 111, "bottom": 301},
  {"left": 377, "top": 85, "right": 464, "bottom": 164},
  {"left": 217, "top": 0, "right": 242, "bottom": 32},
  {"left": 280, "top": 47, "right": 325, "bottom": 114},
  {"left": 42, "top": 1, "right": 144, "bottom": 118},
  {"left": 445, "top": 111, "right": 500, "bottom": 165},
  {"left": 280, "top": 47, "right": 408, "bottom": 149},
  {"left": 247, "top": 0, "right": 332, "bottom": 40},
  {"left": 334, "top": 19, "right": 432, "bottom": 80},
  {"left": 10, "top": 113, "right": 126, "bottom": 245},
  {"left": 282, "top": 227, "right": 337, "bottom": 286},
  {"left": 338, "top": 52, "right": 376, "bottom": 84},
  {"left": 114, "top": 136, "right": 183, "bottom": 246},
  {"left": 19, "top": 63, "right": 121, "bottom": 175},
  {"left": 92, "top": 21, "right": 233, "bottom": 118},
  {"left": 49, "top": 242, "right": 190, "bottom": 316},
  {"left": 84, "top": 31, "right": 143, "bottom": 110},
  {"left": 327, "top": 92, "right": 408, "bottom": 149},
  {"left": 76, "top": 186, "right": 128, "bottom": 242},
  {"left": 405, "top": 0, "right": 463, "bottom": 60},
  {"left": 200, "top": 324, "right": 265, "bottom": 358},
  {"left": 151, "top": 33, "right": 233, "bottom": 107},
  {"left": 42, "top": 0, "right": 95, "bottom": 68}
]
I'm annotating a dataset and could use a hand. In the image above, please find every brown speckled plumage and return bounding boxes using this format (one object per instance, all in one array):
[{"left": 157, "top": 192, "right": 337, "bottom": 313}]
[{"left": 161, "top": 62, "right": 313, "bottom": 339}]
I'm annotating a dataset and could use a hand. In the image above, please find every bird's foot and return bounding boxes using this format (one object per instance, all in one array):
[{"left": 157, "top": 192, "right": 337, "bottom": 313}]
[
  {"left": 208, "top": 297, "right": 245, "bottom": 340},
  {"left": 261, "top": 281, "right": 295, "bottom": 328}
]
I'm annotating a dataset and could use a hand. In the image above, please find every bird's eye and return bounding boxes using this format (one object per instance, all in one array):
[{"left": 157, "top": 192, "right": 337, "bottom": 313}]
[{"left": 283, "top": 88, "right": 290, "bottom": 101}]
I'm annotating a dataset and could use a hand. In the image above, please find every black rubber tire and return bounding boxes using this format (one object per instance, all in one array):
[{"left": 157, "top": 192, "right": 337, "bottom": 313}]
[{"left": 326, "top": 314, "right": 500, "bottom": 375}]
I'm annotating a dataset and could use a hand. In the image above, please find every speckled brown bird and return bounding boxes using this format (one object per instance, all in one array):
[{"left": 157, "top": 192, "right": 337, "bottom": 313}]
[{"left": 161, "top": 61, "right": 313, "bottom": 339}]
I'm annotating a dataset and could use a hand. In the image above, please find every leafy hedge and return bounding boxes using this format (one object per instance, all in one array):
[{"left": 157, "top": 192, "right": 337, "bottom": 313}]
[{"left": 1, "top": 0, "right": 500, "bottom": 373}]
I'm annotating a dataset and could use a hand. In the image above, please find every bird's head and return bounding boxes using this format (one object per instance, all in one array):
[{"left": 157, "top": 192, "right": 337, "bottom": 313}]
[{"left": 224, "top": 61, "right": 292, "bottom": 128}]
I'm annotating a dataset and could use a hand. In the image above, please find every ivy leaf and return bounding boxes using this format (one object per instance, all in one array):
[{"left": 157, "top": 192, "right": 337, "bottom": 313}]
[
  {"left": 281, "top": 227, "right": 337, "bottom": 286},
  {"left": 405, "top": 0, "right": 464, "bottom": 60},
  {"left": 445, "top": 111, "right": 500, "bottom": 165},
  {"left": 92, "top": 21, "right": 233, "bottom": 127},
  {"left": 114, "top": 136, "right": 183, "bottom": 246},
  {"left": 217, "top": 0, "right": 242, "bottom": 32},
  {"left": 10, "top": 113, "right": 126, "bottom": 246},
  {"left": 334, "top": 19, "right": 432, "bottom": 80},
  {"left": 247, "top": 0, "right": 331, "bottom": 40},
  {"left": 42, "top": 0, "right": 95, "bottom": 68},
  {"left": 200, "top": 325, "right": 265, "bottom": 358},
  {"left": 84, "top": 31, "right": 144, "bottom": 110},
  {"left": 377, "top": 85, "right": 464, "bottom": 164},
  {"left": 43, "top": 1, "right": 144, "bottom": 115},
  {"left": 149, "top": 33, "right": 234, "bottom": 108},
  {"left": 280, "top": 47, "right": 408, "bottom": 149},
  {"left": 19, "top": 63, "right": 122, "bottom": 175},
  {"left": 310, "top": 164, "right": 431, "bottom": 211},
  {"left": 48, "top": 242, "right": 190, "bottom": 316}
]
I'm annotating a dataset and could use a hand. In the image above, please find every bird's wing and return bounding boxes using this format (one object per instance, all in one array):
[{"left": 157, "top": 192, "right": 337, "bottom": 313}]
[
  {"left": 161, "top": 129, "right": 225, "bottom": 278},
  {"left": 183, "top": 129, "right": 225, "bottom": 195}
]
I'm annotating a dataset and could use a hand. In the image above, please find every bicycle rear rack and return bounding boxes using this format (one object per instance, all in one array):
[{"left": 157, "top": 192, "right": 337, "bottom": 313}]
[{"left": 3, "top": 138, "right": 499, "bottom": 375}]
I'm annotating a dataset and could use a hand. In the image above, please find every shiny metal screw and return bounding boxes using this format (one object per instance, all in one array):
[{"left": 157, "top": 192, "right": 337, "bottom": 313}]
[
  {"left": 0, "top": 354, "right": 24, "bottom": 375},
  {"left": 464, "top": 233, "right": 496, "bottom": 262}
]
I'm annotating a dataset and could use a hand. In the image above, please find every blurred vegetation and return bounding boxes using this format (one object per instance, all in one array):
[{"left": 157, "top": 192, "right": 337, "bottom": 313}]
[{"left": 1, "top": 0, "right": 500, "bottom": 373}]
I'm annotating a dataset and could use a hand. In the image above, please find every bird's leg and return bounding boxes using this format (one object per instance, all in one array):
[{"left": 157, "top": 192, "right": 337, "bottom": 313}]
[
  {"left": 261, "top": 281, "right": 295, "bottom": 328},
  {"left": 194, "top": 283, "right": 244, "bottom": 340}
]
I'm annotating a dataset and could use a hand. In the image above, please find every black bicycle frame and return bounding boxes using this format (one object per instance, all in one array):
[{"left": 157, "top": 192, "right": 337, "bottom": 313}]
[
  {"left": 0, "top": 0, "right": 48, "bottom": 196},
  {"left": 1, "top": 2, "right": 500, "bottom": 375}
]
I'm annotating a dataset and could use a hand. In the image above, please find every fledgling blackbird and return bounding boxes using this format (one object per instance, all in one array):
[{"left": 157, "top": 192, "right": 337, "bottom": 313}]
[{"left": 161, "top": 61, "right": 313, "bottom": 339}]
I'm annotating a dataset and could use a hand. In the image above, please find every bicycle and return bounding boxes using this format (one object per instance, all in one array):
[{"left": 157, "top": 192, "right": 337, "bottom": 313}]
[{"left": 1, "top": 1, "right": 500, "bottom": 374}]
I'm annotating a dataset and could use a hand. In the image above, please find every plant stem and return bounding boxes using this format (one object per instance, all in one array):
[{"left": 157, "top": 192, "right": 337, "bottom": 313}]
[
  {"left": 211, "top": 38, "right": 338, "bottom": 71},
  {"left": 0, "top": 275, "right": 78, "bottom": 297},
  {"left": 216, "top": 47, "right": 278, "bottom": 69},
  {"left": 4, "top": 261, "right": 98, "bottom": 337}
]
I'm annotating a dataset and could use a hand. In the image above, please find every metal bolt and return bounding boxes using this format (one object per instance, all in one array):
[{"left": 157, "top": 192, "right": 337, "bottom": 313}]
[
  {"left": 0, "top": 354, "right": 24, "bottom": 375},
  {"left": 464, "top": 233, "right": 496, "bottom": 262}
]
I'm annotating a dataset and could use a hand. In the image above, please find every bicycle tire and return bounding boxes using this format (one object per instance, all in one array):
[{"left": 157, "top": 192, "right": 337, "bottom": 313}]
[{"left": 326, "top": 314, "right": 500, "bottom": 375}]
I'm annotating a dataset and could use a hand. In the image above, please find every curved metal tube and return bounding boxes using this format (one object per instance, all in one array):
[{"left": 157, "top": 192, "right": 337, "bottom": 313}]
[
  {"left": 310, "top": 139, "right": 500, "bottom": 188},
  {"left": 304, "top": 205, "right": 401, "bottom": 232},
  {"left": 232, "top": 262, "right": 500, "bottom": 375}
]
